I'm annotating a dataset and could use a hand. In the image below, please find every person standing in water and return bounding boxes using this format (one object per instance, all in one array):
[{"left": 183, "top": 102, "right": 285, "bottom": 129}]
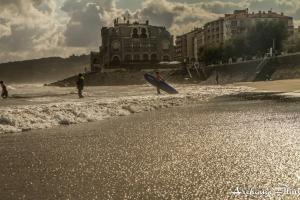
[
  {"left": 155, "top": 71, "right": 161, "bottom": 95},
  {"left": 0, "top": 81, "right": 8, "bottom": 99},
  {"left": 76, "top": 74, "right": 85, "bottom": 98}
]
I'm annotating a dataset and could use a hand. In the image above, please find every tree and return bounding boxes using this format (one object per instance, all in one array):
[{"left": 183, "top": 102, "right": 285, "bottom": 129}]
[
  {"left": 198, "top": 21, "right": 288, "bottom": 65},
  {"left": 201, "top": 45, "right": 223, "bottom": 65},
  {"left": 246, "top": 21, "right": 288, "bottom": 55}
]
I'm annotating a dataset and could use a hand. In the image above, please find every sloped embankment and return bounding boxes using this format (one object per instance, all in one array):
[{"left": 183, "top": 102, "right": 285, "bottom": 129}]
[
  {"left": 201, "top": 60, "right": 260, "bottom": 85},
  {"left": 271, "top": 53, "right": 300, "bottom": 80}
]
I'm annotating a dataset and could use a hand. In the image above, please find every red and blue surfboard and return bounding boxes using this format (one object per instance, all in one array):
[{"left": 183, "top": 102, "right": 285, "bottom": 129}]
[{"left": 144, "top": 73, "right": 178, "bottom": 94}]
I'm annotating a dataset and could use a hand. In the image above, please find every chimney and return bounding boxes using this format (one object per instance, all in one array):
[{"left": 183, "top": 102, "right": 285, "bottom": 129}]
[{"left": 146, "top": 20, "right": 149, "bottom": 25}]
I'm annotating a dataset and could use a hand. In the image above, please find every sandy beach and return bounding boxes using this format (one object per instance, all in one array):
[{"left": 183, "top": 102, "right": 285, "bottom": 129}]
[
  {"left": 0, "top": 80, "right": 300, "bottom": 199},
  {"left": 0, "top": 95, "right": 300, "bottom": 199},
  {"left": 235, "top": 79, "right": 300, "bottom": 93}
]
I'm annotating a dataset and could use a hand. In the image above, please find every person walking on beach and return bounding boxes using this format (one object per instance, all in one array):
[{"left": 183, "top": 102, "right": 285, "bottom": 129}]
[
  {"left": 0, "top": 81, "right": 8, "bottom": 99},
  {"left": 155, "top": 71, "right": 161, "bottom": 95},
  {"left": 216, "top": 70, "right": 219, "bottom": 85},
  {"left": 76, "top": 73, "right": 85, "bottom": 98}
]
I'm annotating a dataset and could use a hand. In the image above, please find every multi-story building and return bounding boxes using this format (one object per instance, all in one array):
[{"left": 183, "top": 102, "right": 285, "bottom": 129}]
[
  {"left": 204, "top": 18, "right": 225, "bottom": 46},
  {"left": 91, "top": 19, "right": 175, "bottom": 71},
  {"left": 175, "top": 34, "right": 187, "bottom": 62},
  {"left": 175, "top": 9, "right": 294, "bottom": 63},
  {"left": 223, "top": 9, "right": 294, "bottom": 42},
  {"left": 175, "top": 28, "right": 204, "bottom": 63},
  {"left": 294, "top": 26, "right": 300, "bottom": 39}
]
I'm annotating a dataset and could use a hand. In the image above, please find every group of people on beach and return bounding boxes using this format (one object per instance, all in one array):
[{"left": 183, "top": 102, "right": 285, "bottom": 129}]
[{"left": 0, "top": 71, "right": 163, "bottom": 100}]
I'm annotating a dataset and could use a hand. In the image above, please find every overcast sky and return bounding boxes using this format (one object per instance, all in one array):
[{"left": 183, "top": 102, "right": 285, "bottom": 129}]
[{"left": 1, "top": 0, "right": 300, "bottom": 63}]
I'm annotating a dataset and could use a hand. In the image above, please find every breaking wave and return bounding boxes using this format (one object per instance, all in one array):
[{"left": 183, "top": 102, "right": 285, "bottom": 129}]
[{"left": 0, "top": 86, "right": 251, "bottom": 134}]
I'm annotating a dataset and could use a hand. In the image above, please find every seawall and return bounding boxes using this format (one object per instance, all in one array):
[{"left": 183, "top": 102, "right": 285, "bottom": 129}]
[
  {"left": 201, "top": 53, "right": 300, "bottom": 85},
  {"left": 49, "top": 53, "right": 300, "bottom": 87},
  {"left": 271, "top": 53, "right": 300, "bottom": 80},
  {"left": 200, "top": 60, "right": 260, "bottom": 85}
]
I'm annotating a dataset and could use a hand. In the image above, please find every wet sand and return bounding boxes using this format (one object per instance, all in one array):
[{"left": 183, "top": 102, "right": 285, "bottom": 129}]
[
  {"left": 235, "top": 79, "right": 300, "bottom": 93},
  {"left": 0, "top": 97, "right": 300, "bottom": 199}
]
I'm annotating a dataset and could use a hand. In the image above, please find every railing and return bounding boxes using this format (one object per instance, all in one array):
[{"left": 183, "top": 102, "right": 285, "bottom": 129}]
[{"left": 256, "top": 57, "right": 271, "bottom": 74}]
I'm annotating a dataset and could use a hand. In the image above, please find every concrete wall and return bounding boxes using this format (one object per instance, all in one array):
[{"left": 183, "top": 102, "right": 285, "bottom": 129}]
[
  {"left": 272, "top": 53, "right": 300, "bottom": 80},
  {"left": 200, "top": 60, "right": 261, "bottom": 85},
  {"left": 200, "top": 53, "right": 300, "bottom": 85}
]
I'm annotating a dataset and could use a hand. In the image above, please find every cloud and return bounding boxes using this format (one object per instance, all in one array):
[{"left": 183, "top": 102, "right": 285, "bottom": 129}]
[
  {"left": 62, "top": 2, "right": 102, "bottom": 47},
  {"left": 131, "top": 0, "right": 219, "bottom": 35},
  {"left": 62, "top": 0, "right": 124, "bottom": 47},
  {"left": 200, "top": 1, "right": 246, "bottom": 14},
  {"left": 1, "top": 0, "right": 300, "bottom": 63},
  {"left": 0, "top": 0, "right": 71, "bottom": 62}
]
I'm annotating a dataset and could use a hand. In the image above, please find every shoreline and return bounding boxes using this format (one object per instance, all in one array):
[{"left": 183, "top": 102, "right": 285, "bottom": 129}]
[{"left": 0, "top": 84, "right": 251, "bottom": 134}]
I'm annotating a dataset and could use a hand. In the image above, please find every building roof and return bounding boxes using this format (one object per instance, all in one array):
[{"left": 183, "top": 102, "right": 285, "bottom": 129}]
[{"left": 224, "top": 10, "right": 290, "bottom": 20}]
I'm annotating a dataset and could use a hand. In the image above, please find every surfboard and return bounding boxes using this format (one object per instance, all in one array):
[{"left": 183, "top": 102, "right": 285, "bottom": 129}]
[{"left": 144, "top": 73, "right": 178, "bottom": 94}]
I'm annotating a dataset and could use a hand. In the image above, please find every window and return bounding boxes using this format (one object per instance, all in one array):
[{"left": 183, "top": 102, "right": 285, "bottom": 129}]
[
  {"left": 133, "top": 54, "right": 140, "bottom": 61},
  {"left": 140, "top": 28, "right": 148, "bottom": 38},
  {"left": 125, "top": 54, "right": 132, "bottom": 62},
  {"left": 143, "top": 54, "right": 149, "bottom": 61},
  {"left": 231, "top": 21, "right": 237, "bottom": 27},
  {"left": 111, "top": 56, "right": 121, "bottom": 66},
  {"left": 132, "top": 28, "right": 139, "bottom": 38},
  {"left": 163, "top": 55, "right": 170, "bottom": 62},
  {"left": 151, "top": 54, "right": 157, "bottom": 61}
]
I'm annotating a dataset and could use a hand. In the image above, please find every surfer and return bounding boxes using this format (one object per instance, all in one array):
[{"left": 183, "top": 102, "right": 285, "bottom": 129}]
[
  {"left": 155, "top": 71, "right": 161, "bottom": 95},
  {"left": 0, "top": 81, "right": 8, "bottom": 99},
  {"left": 76, "top": 74, "right": 85, "bottom": 98}
]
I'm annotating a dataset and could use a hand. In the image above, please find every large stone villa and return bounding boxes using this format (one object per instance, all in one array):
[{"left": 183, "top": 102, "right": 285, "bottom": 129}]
[{"left": 90, "top": 19, "right": 175, "bottom": 72}]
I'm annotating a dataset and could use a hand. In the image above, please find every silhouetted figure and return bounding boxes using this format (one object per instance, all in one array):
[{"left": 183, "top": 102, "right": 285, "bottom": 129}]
[
  {"left": 155, "top": 71, "right": 161, "bottom": 95},
  {"left": 0, "top": 81, "right": 8, "bottom": 99},
  {"left": 216, "top": 70, "right": 219, "bottom": 85},
  {"left": 76, "top": 74, "right": 85, "bottom": 98}
]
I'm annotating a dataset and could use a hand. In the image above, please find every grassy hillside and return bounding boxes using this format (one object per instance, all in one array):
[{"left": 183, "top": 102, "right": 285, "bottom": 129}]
[{"left": 0, "top": 55, "right": 90, "bottom": 84}]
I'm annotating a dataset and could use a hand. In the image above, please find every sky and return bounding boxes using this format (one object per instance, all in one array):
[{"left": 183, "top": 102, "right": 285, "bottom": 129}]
[{"left": 1, "top": 0, "right": 300, "bottom": 63}]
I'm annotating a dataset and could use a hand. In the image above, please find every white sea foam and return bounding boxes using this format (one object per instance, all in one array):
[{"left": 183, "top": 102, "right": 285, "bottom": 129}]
[{"left": 0, "top": 85, "right": 252, "bottom": 134}]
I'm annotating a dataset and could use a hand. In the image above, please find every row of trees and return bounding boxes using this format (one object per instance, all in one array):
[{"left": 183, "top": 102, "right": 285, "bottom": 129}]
[{"left": 198, "top": 21, "right": 289, "bottom": 65}]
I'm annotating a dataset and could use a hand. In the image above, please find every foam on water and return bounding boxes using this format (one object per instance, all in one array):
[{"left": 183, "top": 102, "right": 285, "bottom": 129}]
[{"left": 0, "top": 85, "right": 252, "bottom": 134}]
